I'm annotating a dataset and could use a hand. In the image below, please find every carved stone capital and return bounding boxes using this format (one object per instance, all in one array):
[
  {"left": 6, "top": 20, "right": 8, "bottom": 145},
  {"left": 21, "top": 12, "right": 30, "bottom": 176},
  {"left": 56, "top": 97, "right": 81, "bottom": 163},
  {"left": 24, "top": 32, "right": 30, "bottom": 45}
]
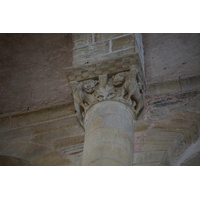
[{"left": 66, "top": 56, "right": 144, "bottom": 127}]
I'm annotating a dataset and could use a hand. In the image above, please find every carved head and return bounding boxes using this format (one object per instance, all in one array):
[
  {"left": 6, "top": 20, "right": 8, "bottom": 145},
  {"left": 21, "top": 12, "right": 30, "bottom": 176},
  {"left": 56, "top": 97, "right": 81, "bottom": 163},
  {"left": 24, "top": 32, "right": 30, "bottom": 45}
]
[
  {"left": 95, "top": 85, "right": 116, "bottom": 101},
  {"left": 82, "top": 80, "right": 98, "bottom": 94},
  {"left": 112, "top": 72, "right": 125, "bottom": 87}
]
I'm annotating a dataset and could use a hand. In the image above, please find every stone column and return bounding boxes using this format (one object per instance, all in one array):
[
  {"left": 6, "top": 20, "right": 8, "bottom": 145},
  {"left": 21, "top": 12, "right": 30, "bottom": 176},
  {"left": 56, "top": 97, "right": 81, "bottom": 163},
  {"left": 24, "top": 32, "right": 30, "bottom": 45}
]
[
  {"left": 82, "top": 101, "right": 135, "bottom": 165},
  {"left": 66, "top": 56, "right": 144, "bottom": 166}
]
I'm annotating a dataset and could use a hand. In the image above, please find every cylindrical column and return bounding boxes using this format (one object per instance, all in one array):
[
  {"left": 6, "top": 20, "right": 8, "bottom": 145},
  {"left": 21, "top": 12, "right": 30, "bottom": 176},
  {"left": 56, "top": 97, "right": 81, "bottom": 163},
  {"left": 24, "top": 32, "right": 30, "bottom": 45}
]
[{"left": 82, "top": 101, "right": 135, "bottom": 166}]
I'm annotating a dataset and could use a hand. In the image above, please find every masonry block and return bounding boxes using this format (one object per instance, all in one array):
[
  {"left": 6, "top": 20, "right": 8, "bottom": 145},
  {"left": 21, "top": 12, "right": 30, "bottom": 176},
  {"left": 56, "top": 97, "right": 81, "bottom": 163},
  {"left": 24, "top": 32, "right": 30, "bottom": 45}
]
[
  {"left": 0, "top": 116, "right": 11, "bottom": 132},
  {"left": 53, "top": 135, "right": 84, "bottom": 149},
  {"left": 133, "top": 151, "right": 165, "bottom": 165},
  {"left": 0, "top": 155, "right": 31, "bottom": 166},
  {"left": 0, "top": 126, "right": 33, "bottom": 141},
  {"left": 94, "top": 33, "right": 125, "bottom": 42},
  {"left": 180, "top": 75, "right": 200, "bottom": 92},
  {"left": 32, "top": 116, "right": 82, "bottom": 136},
  {"left": 32, "top": 151, "right": 71, "bottom": 166},
  {"left": 134, "top": 142, "right": 171, "bottom": 152},
  {"left": 11, "top": 103, "right": 74, "bottom": 128},
  {"left": 112, "top": 34, "right": 135, "bottom": 52},
  {"left": 146, "top": 79, "right": 181, "bottom": 96},
  {"left": 73, "top": 34, "right": 92, "bottom": 48},
  {"left": 73, "top": 41, "right": 109, "bottom": 65}
]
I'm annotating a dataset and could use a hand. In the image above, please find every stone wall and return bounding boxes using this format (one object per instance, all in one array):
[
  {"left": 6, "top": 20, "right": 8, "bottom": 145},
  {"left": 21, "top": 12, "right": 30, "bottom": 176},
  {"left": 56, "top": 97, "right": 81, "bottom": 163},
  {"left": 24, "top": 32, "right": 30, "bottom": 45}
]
[
  {"left": 0, "top": 34, "right": 85, "bottom": 165},
  {"left": 0, "top": 34, "right": 73, "bottom": 114},
  {"left": 143, "top": 33, "right": 200, "bottom": 84},
  {"left": 133, "top": 33, "right": 200, "bottom": 165},
  {"left": 0, "top": 103, "right": 84, "bottom": 165},
  {"left": 72, "top": 33, "right": 136, "bottom": 66}
]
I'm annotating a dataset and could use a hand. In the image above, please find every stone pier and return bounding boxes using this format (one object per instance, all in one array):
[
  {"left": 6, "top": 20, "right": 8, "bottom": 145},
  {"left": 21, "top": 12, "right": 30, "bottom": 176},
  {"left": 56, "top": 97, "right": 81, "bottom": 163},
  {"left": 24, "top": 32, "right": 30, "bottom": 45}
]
[
  {"left": 66, "top": 58, "right": 144, "bottom": 165},
  {"left": 66, "top": 34, "right": 144, "bottom": 166}
]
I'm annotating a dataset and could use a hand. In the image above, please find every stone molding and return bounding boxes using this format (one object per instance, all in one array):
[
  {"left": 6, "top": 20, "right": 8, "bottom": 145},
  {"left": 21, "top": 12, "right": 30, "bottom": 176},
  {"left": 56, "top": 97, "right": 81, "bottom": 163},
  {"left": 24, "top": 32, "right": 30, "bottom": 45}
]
[
  {"left": 66, "top": 54, "right": 138, "bottom": 82},
  {"left": 66, "top": 56, "right": 144, "bottom": 127}
]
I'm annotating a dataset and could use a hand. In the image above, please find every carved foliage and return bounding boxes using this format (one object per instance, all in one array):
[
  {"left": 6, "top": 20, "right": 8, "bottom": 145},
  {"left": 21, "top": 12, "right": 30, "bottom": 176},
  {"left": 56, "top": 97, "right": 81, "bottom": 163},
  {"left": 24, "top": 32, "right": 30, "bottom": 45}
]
[{"left": 71, "top": 65, "right": 144, "bottom": 125}]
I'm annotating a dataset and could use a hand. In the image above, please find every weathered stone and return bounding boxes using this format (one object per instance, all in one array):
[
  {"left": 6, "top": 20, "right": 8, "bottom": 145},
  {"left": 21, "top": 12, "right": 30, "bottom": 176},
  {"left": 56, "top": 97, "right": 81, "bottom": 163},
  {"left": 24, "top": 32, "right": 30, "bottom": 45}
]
[
  {"left": 141, "top": 130, "right": 182, "bottom": 140},
  {"left": 0, "top": 155, "right": 31, "bottom": 166},
  {"left": 32, "top": 116, "right": 82, "bottom": 135},
  {"left": 66, "top": 55, "right": 138, "bottom": 82},
  {"left": 73, "top": 34, "right": 92, "bottom": 49},
  {"left": 0, "top": 116, "right": 11, "bottom": 132},
  {"left": 94, "top": 33, "right": 125, "bottom": 42},
  {"left": 63, "top": 148, "right": 83, "bottom": 166},
  {"left": 180, "top": 95, "right": 200, "bottom": 114},
  {"left": 73, "top": 46, "right": 137, "bottom": 67},
  {"left": 73, "top": 41, "right": 109, "bottom": 66},
  {"left": 60, "top": 143, "right": 84, "bottom": 153},
  {"left": 134, "top": 161, "right": 160, "bottom": 166},
  {"left": 68, "top": 33, "right": 145, "bottom": 165},
  {"left": 133, "top": 151, "right": 166, "bottom": 164},
  {"left": 31, "top": 125, "right": 83, "bottom": 145},
  {"left": 162, "top": 129, "right": 200, "bottom": 166},
  {"left": 1, "top": 33, "right": 199, "bottom": 166},
  {"left": 32, "top": 151, "right": 71, "bottom": 166},
  {"left": 143, "top": 33, "right": 200, "bottom": 84},
  {"left": 154, "top": 117, "right": 198, "bottom": 133},
  {"left": 69, "top": 65, "right": 144, "bottom": 126},
  {"left": 0, "top": 126, "right": 33, "bottom": 141},
  {"left": 82, "top": 101, "right": 135, "bottom": 165},
  {"left": 174, "top": 137, "right": 200, "bottom": 165},
  {"left": 169, "top": 109, "right": 200, "bottom": 125},
  {"left": 146, "top": 79, "right": 181, "bottom": 96},
  {"left": 0, "top": 34, "right": 73, "bottom": 114},
  {"left": 135, "top": 33, "right": 145, "bottom": 71},
  {"left": 0, "top": 140, "right": 10, "bottom": 153},
  {"left": 180, "top": 75, "right": 200, "bottom": 92},
  {"left": 0, "top": 141, "right": 50, "bottom": 162},
  {"left": 53, "top": 135, "right": 84, "bottom": 149},
  {"left": 135, "top": 120, "right": 151, "bottom": 132},
  {"left": 97, "top": 48, "right": 137, "bottom": 65},
  {"left": 134, "top": 133, "right": 179, "bottom": 144},
  {"left": 134, "top": 142, "right": 171, "bottom": 152},
  {"left": 112, "top": 34, "right": 135, "bottom": 52},
  {"left": 165, "top": 137, "right": 187, "bottom": 165},
  {"left": 181, "top": 152, "right": 200, "bottom": 166},
  {"left": 11, "top": 103, "right": 74, "bottom": 128}
]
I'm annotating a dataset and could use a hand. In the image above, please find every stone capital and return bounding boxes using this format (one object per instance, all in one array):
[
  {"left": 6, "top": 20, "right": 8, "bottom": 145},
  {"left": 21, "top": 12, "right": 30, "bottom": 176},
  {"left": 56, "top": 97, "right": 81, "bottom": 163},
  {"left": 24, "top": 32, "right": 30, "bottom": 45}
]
[{"left": 66, "top": 55, "right": 145, "bottom": 127}]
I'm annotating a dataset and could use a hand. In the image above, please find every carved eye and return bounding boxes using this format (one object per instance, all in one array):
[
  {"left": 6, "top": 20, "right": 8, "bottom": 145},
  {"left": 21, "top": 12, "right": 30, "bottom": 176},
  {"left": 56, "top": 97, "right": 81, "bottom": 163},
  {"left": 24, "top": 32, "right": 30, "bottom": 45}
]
[
  {"left": 107, "top": 93, "right": 115, "bottom": 99},
  {"left": 96, "top": 95, "right": 103, "bottom": 101}
]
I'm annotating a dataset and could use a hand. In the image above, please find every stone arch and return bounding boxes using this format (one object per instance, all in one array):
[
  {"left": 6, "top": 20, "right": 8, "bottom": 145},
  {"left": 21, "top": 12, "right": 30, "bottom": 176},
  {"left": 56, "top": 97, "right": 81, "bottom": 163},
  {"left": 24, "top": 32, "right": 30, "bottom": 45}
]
[{"left": 174, "top": 137, "right": 200, "bottom": 166}]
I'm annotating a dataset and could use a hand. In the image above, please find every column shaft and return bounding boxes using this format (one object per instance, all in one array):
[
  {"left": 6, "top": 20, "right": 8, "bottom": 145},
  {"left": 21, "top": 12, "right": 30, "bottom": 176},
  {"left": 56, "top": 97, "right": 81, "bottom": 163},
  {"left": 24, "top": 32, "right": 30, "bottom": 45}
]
[{"left": 82, "top": 101, "right": 135, "bottom": 166}]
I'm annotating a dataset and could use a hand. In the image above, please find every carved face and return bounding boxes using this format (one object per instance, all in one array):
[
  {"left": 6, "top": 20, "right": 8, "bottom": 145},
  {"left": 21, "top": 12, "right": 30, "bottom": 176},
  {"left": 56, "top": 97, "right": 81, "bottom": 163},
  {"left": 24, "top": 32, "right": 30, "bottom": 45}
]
[
  {"left": 95, "top": 85, "right": 116, "bottom": 101},
  {"left": 113, "top": 72, "right": 125, "bottom": 87},
  {"left": 83, "top": 80, "right": 97, "bottom": 94}
]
